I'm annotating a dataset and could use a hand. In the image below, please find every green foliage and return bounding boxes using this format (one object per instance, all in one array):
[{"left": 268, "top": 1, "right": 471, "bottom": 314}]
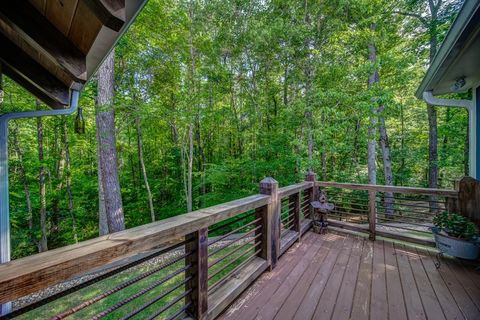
[
  {"left": 2, "top": 0, "right": 467, "bottom": 259},
  {"left": 433, "top": 212, "right": 479, "bottom": 240}
]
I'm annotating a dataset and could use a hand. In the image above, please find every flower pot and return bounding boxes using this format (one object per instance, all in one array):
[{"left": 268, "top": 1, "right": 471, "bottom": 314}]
[{"left": 432, "top": 227, "right": 480, "bottom": 260}]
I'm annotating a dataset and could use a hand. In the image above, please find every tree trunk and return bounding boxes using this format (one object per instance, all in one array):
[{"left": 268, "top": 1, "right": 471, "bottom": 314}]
[
  {"left": 187, "top": 125, "right": 193, "bottom": 212},
  {"left": 428, "top": 105, "right": 440, "bottom": 211},
  {"left": 187, "top": 0, "right": 197, "bottom": 210},
  {"left": 63, "top": 118, "right": 78, "bottom": 243},
  {"left": 96, "top": 49, "right": 125, "bottom": 233},
  {"left": 182, "top": 125, "right": 194, "bottom": 213},
  {"left": 367, "top": 24, "right": 378, "bottom": 185},
  {"left": 11, "top": 123, "right": 34, "bottom": 237},
  {"left": 465, "top": 120, "right": 469, "bottom": 176},
  {"left": 52, "top": 118, "right": 66, "bottom": 234},
  {"left": 441, "top": 108, "right": 451, "bottom": 186},
  {"left": 427, "top": 0, "right": 439, "bottom": 211},
  {"left": 378, "top": 106, "right": 394, "bottom": 215},
  {"left": 135, "top": 115, "right": 155, "bottom": 222},
  {"left": 399, "top": 102, "right": 405, "bottom": 185},
  {"left": 97, "top": 128, "right": 108, "bottom": 236},
  {"left": 283, "top": 62, "right": 288, "bottom": 107},
  {"left": 36, "top": 100, "right": 48, "bottom": 252},
  {"left": 304, "top": 0, "right": 314, "bottom": 169}
]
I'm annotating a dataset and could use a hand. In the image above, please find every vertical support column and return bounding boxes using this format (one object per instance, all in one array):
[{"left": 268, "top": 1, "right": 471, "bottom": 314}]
[
  {"left": 474, "top": 86, "right": 479, "bottom": 179},
  {"left": 368, "top": 190, "right": 376, "bottom": 241},
  {"left": 259, "top": 177, "right": 279, "bottom": 270},
  {"left": 0, "top": 118, "right": 11, "bottom": 316},
  {"left": 186, "top": 228, "right": 208, "bottom": 319},
  {"left": 289, "top": 192, "right": 301, "bottom": 234},
  {"left": 305, "top": 171, "right": 317, "bottom": 220}
]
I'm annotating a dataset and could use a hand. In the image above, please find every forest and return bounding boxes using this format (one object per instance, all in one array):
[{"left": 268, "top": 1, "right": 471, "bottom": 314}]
[{"left": 0, "top": 0, "right": 468, "bottom": 259}]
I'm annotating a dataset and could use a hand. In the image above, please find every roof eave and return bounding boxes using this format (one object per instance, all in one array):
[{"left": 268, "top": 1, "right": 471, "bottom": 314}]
[{"left": 415, "top": 0, "right": 480, "bottom": 99}]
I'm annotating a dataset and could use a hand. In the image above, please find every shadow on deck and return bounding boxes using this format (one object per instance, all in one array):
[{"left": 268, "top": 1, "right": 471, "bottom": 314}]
[{"left": 219, "top": 230, "right": 480, "bottom": 320}]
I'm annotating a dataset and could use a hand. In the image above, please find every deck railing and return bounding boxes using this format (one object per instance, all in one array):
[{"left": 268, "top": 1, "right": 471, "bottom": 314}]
[
  {"left": 0, "top": 173, "right": 464, "bottom": 319},
  {"left": 0, "top": 177, "right": 314, "bottom": 320},
  {"left": 316, "top": 181, "right": 459, "bottom": 246}
]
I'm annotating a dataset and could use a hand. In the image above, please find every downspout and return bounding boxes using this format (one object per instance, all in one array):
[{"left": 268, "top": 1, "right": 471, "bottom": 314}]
[
  {"left": 422, "top": 90, "right": 476, "bottom": 178},
  {"left": 0, "top": 90, "right": 80, "bottom": 315}
]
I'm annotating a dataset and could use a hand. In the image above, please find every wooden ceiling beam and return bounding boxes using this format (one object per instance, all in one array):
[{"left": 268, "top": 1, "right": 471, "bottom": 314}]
[
  {"left": 0, "top": 2, "right": 87, "bottom": 83},
  {"left": 82, "top": 0, "right": 126, "bottom": 32},
  {"left": 1, "top": 65, "right": 66, "bottom": 109},
  {"left": 0, "top": 33, "right": 70, "bottom": 107}
]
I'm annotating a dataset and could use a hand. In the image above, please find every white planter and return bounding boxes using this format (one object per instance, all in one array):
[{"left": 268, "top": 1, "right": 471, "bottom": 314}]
[{"left": 432, "top": 227, "right": 480, "bottom": 260}]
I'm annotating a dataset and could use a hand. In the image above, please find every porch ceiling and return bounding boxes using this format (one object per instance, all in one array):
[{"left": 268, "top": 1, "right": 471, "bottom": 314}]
[{"left": 0, "top": 0, "right": 147, "bottom": 109}]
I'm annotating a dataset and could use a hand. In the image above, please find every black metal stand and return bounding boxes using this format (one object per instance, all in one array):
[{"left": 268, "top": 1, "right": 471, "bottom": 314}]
[{"left": 434, "top": 252, "right": 443, "bottom": 269}]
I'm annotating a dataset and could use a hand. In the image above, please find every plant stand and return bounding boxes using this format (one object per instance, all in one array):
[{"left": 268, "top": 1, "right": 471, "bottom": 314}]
[
  {"left": 434, "top": 252, "right": 443, "bottom": 269},
  {"left": 311, "top": 191, "right": 334, "bottom": 234}
]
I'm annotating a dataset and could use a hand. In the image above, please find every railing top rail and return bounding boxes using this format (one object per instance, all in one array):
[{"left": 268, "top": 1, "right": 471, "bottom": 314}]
[
  {"left": 0, "top": 193, "right": 270, "bottom": 304},
  {"left": 278, "top": 181, "right": 313, "bottom": 198},
  {"left": 316, "top": 181, "right": 458, "bottom": 198}
]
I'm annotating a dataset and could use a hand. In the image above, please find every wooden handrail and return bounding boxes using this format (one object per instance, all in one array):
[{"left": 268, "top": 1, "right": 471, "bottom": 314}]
[
  {"left": 0, "top": 194, "right": 270, "bottom": 304},
  {"left": 278, "top": 181, "right": 313, "bottom": 198},
  {"left": 316, "top": 181, "right": 458, "bottom": 198}
]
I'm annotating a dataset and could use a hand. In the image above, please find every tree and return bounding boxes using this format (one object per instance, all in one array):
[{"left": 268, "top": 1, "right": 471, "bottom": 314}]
[
  {"left": 4, "top": 0, "right": 465, "bottom": 259},
  {"left": 396, "top": 0, "right": 462, "bottom": 209},
  {"left": 96, "top": 49, "right": 125, "bottom": 233},
  {"left": 367, "top": 23, "right": 378, "bottom": 185},
  {"left": 135, "top": 113, "right": 155, "bottom": 221},
  {"left": 36, "top": 100, "right": 48, "bottom": 252}
]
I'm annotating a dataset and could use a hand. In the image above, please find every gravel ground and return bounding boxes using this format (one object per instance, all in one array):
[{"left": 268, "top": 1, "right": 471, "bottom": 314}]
[{"left": 12, "top": 235, "right": 253, "bottom": 311}]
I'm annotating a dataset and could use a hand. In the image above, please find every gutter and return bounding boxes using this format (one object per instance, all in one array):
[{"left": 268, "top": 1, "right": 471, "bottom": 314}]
[
  {"left": 422, "top": 90, "right": 476, "bottom": 179},
  {"left": 422, "top": 91, "right": 473, "bottom": 109},
  {"left": 0, "top": 90, "right": 80, "bottom": 315}
]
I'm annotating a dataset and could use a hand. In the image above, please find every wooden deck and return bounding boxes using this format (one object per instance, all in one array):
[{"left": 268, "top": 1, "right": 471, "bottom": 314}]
[{"left": 219, "top": 231, "right": 480, "bottom": 320}]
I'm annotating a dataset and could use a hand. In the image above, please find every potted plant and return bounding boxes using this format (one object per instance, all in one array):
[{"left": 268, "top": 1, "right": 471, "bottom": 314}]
[{"left": 432, "top": 212, "right": 480, "bottom": 260}]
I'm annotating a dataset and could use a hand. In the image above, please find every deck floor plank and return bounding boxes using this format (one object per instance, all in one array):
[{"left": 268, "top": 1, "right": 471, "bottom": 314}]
[
  {"left": 394, "top": 242, "right": 426, "bottom": 320},
  {"left": 350, "top": 237, "right": 373, "bottom": 320},
  {"left": 418, "top": 247, "right": 464, "bottom": 320},
  {"left": 443, "top": 258, "right": 480, "bottom": 314},
  {"left": 408, "top": 245, "right": 446, "bottom": 320},
  {"left": 291, "top": 234, "right": 347, "bottom": 320},
  {"left": 218, "top": 231, "right": 480, "bottom": 320},
  {"left": 458, "top": 260, "right": 480, "bottom": 290},
  {"left": 384, "top": 241, "right": 408, "bottom": 320},
  {"left": 310, "top": 236, "right": 355, "bottom": 319},
  {"left": 329, "top": 236, "right": 364, "bottom": 320},
  {"left": 256, "top": 233, "right": 325, "bottom": 319},
  {"left": 370, "top": 240, "right": 388, "bottom": 320},
  {"left": 431, "top": 251, "right": 480, "bottom": 320},
  {"left": 273, "top": 233, "right": 340, "bottom": 320},
  {"left": 223, "top": 233, "right": 314, "bottom": 320}
]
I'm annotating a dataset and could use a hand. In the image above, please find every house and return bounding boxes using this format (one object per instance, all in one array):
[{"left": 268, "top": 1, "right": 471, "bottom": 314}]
[{"left": 416, "top": 0, "right": 480, "bottom": 179}]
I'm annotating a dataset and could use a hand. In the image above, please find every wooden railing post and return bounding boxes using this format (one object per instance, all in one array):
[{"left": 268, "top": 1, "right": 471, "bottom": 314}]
[
  {"left": 289, "top": 192, "right": 301, "bottom": 234},
  {"left": 186, "top": 228, "right": 208, "bottom": 319},
  {"left": 368, "top": 190, "right": 376, "bottom": 241},
  {"left": 259, "top": 177, "right": 279, "bottom": 270}
]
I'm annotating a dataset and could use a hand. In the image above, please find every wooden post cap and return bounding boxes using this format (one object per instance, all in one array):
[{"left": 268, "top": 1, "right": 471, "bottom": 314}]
[
  {"left": 305, "top": 171, "right": 316, "bottom": 181},
  {"left": 259, "top": 177, "right": 278, "bottom": 195}
]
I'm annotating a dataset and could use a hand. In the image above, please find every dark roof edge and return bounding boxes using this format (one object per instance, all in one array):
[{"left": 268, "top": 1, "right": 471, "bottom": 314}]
[{"left": 415, "top": 0, "right": 480, "bottom": 99}]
